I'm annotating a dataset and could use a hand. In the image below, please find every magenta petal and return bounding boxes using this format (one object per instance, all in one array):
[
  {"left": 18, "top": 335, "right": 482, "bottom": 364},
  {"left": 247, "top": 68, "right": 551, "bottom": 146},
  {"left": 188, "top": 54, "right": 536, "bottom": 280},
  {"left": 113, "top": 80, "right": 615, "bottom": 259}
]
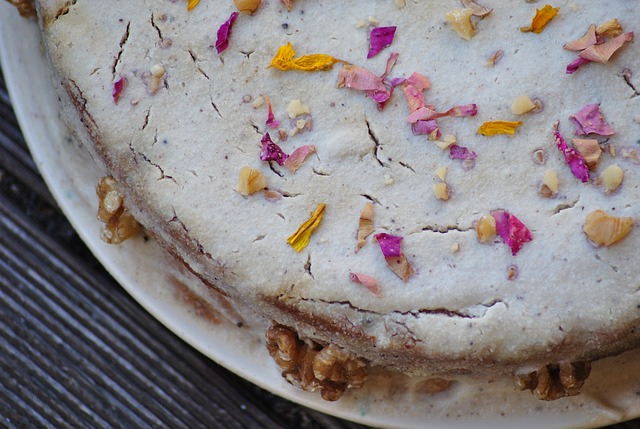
[
  {"left": 260, "top": 133, "right": 288, "bottom": 165},
  {"left": 449, "top": 144, "right": 477, "bottom": 160},
  {"left": 374, "top": 233, "right": 403, "bottom": 258},
  {"left": 569, "top": 104, "right": 616, "bottom": 136},
  {"left": 112, "top": 75, "right": 127, "bottom": 104},
  {"left": 367, "top": 26, "right": 397, "bottom": 59},
  {"left": 566, "top": 56, "right": 592, "bottom": 74},
  {"left": 215, "top": 12, "right": 239, "bottom": 54},
  {"left": 491, "top": 210, "right": 533, "bottom": 256},
  {"left": 553, "top": 127, "right": 589, "bottom": 182}
]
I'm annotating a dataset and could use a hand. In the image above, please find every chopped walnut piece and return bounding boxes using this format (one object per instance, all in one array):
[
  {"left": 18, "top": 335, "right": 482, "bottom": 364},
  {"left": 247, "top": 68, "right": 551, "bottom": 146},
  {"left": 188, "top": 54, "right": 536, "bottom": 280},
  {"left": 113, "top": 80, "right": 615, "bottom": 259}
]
[
  {"left": 596, "top": 19, "right": 623, "bottom": 38},
  {"left": 445, "top": 8, "right": 476, "bottom": 40},
  {"left": 599, "top": 164, "right": 624, "bottom": 193},
  {"left": 572, "top": 138, "right": 601, "bottom": 171},
  {"left": 515, "top": 361, "right": 591, "bottom": 401},
  {"left": 583, "top": 209, "right": 634, "bottom": 247},
  {"left": 7, "top": 0, "right": 35, "bottom": 17},
  {"left": 266, "top": 323, "right": 367, "bottom": 401},
  {"left": 96, "top": 177, "right": 142, "bottom": 244},
  {"left": 233, "top": 0, "right": 261, "bottom": 14},
  {"left": 539, "top": 170, "right": 559, "bottom": 198},
  {"left": 433, "top": 182, "right": 450, "bottom": 201},
  {"left": 475, "top": 214, "right": 496, "bottom": 243}
]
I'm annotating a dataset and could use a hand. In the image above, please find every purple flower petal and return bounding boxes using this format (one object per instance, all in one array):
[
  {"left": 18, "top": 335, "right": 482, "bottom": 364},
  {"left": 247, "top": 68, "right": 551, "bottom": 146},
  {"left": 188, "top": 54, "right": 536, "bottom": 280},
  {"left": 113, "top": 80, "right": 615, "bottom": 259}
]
[
  {"left": 411, "top": 120, "right": 440, "bottom": 138},
  {"left": 491, "top": 210, "right": 533, "bottom": 256},
  {"left": 449, "top": 144, "right": 477, "bottom": 160},
  {"left": 367, "top": 26, "right": 397, "bottom": 59},
  {"left": 374, "top": 233, "right": 403, "bottom": 258},
  {"left": 112, "top": 76, "right": 127, "bottom": 104},
  {"left": 569, "top": 104, "right": 616, "bottom": 136},
  {"left": 260, "top": 133, "right": 288, "bottom": 165},
  {"left": 215, "top": 12, "right": 239, "bottom": 54},
  {"left": 553, "top": 125, "right": 589, "bottom": 182}
]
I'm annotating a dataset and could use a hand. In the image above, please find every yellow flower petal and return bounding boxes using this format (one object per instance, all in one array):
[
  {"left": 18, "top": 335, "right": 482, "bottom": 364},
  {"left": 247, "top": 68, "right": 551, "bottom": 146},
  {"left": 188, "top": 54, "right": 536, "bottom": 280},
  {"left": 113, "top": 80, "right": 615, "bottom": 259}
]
[
  {"left": 478, "top": 121, "right": 523, "bottom": 136},
  {"left": 269, "top": 43, "right": 342, "bottom": 72},
  {"left": 520, "top": 4, "right": 559, "bottom": 34},
  {"left": 287, "top": 203, "right": 326, "bottom": 252},
  {"left": 187, "top": 0, "right": 200, "bottom": 11}
]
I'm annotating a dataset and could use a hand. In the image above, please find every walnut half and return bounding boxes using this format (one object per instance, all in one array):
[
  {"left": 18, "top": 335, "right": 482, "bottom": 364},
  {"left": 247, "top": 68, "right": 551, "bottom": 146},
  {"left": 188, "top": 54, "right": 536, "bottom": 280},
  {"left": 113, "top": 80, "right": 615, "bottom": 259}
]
[
  {"left": 6, "top": 0, "right": 36, "bottom": 17},
  {"left": 96, "top": 177, "right": 141, "bottom": 244},
  {"left": 514, "top": 361, "right": 591, "bottom": 401},
  {"left": 266, "top": 323, "right": 367, "bottom": 401}
]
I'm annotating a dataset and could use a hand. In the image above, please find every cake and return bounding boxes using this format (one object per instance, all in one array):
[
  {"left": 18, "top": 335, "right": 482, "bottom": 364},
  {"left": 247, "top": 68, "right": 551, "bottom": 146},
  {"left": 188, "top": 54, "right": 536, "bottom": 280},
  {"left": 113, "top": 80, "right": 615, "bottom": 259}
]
[{"left": 30, "top": 0, "right": 640, "bottom": 401}]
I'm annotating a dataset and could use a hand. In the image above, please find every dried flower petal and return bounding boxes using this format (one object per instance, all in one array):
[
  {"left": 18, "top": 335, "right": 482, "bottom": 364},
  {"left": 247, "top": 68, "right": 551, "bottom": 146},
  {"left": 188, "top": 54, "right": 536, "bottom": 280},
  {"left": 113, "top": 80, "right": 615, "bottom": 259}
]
[
  {"left": 412, "top": 120, "right": 440, "bottom": 138},
  {"left": 264, "top": 95, "right": 280, "bottom": 129},
  {"left": 553, "top": 123, "right": 589, "bottom": 183},
  {"left": 270, "top": 43, "right": 342, "bottom": 72},
  {"left": 215, "top": 12, "right": 239, "bottom": 54},
  {"left": 187, "top": 0, "right": 200, "bottom": 11},
  {"left": 336, "top": 64, "right": 391, "bottom": 103},
  {"left": 367, "top": 26, "right": 397, "bottom": 59},
  {"left": 384, "top": 255, "right": 415, "bottom": 282},
  {"left": 478, "top": 121, "right": 523, "bottom": 136},
  {"left": 569, "top": 104, "right": 616, "bottom": 136},
  {"left": 449, "top": 144, "right": 477, "bottom": 160},
  {"left": 485, "top": 50, "right": 504, "bottom": 66},
  {"left": 260, "top": 133, "right": 289, "bottom": 165},
  {"left": 565, "top": 57, "right": 592, "bottom": 74},
  {"left": 288, "top": 204, "right": 326, "bottom": 252},
  {"left": 356, "top": 202, "right": 375, "bottom": 252},
  {"left": 579, "top": 32, "right": 634, "bottom": 63},
  {"left": 284, "top": 145, "right": 316, "bottom": 173},
  {"left": 402, "top": 72, "right": 431, "bottom": 112},
  {"left": 281, "top": 0, "right": 294, "bottom": 11},
  {"left": 461, "top": 0, "right": 492, "bottom": 17},
  {"left": 520, "top": 4, "right": 559, "bottom": 34},
  {"left": 374, "top": 233, "right": 403, "bottom": 258},
  {"left": 564, "top": 25, "right": 597, "bottom": 51},
  {"left": 407, "top": 104, "right": 477, "bottom": 123},
  {"left": 349, "top": 273, "right": 382, "bottom": 297},
  {"left": 112, "top": 75, "right": 127, "bottom": 104},
  {"left": 491, "top": 210, "right": 533, "bottom": 255}
]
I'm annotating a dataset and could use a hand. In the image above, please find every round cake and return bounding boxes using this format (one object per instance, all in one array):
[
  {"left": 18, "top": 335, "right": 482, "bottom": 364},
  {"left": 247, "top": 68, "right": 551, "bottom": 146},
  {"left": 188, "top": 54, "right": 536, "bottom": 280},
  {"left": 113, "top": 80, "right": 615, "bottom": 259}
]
[{"left": 34, "top": 0, "right": 640, "bottom": 401}]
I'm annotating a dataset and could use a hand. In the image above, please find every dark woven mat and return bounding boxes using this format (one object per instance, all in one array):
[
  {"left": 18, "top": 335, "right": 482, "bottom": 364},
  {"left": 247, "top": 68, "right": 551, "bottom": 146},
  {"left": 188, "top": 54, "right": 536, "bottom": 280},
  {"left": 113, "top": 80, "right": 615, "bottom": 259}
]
[{"left": 0, "top": 63, "right": 638, "bottom": 429}]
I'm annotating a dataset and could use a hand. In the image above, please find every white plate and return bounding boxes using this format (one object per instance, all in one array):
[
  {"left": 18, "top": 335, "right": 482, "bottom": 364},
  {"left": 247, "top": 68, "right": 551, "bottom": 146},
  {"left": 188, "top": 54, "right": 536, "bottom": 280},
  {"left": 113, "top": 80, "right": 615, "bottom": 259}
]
[{"left": 1, "top": 5, "right": 639, "bottom": 428}]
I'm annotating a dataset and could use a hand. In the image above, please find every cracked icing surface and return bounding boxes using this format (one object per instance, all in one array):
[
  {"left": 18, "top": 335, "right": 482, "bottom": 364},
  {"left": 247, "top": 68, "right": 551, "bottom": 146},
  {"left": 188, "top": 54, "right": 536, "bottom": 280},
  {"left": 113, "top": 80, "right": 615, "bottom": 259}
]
[{"left": 37, "top": 0, "right": 640, "bottom": 376}]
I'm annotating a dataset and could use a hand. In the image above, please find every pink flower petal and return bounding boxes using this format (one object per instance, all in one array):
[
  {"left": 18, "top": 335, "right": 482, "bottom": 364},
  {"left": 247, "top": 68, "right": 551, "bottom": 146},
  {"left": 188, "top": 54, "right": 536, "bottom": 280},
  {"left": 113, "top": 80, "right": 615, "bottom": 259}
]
[
  {"left": 411, "top": 120, "right": 440, "bottom": 138},
  {"left": 367, "top": 26, "right": 397, "bottom": 59},
  {"left": 260, "top": 133, "right": 288, "bottom": 165},
  {"left": 283, "top": 145, "right": 316, "bottom": 173},
  {"left": 337, "top": 64, "right": 391, "bottom": 103},
  {"left": 264, "top": 95, "right": 280, "bottom": 129},
  {"left": 349, "top": 272, "right": 382, "bottom": 297},
  {"left": 564, "top": 25, "right": 597, "bottom": 51},
  {"left": 215, "top": 12, "right": 239, "bottom": 54},
  {"left": 406, "top": 103, "right": 477, "bottom": 123},
  {"left": 569, "top": 104, "right": 616, "bottom": 136},
  {"left": 491, "top": 210, "right": 533, "bottom": 256},
  {"left": 553, "top": 124, "right": 589, "bottom": 183},
  {"left": 449, "top": 144, "right": 477, "bottom": 160},
  {"left": 565, "top": 56, "right": 592, "bottom": 74},
  {"left": 112, "top": 75, "right": 127, "bottom": 104},
  {"left": 579, "top": 31, "right": 634, "bottom": 63},
  {"left": 373, "top": 233, "right": 403, "bottom": 258}
]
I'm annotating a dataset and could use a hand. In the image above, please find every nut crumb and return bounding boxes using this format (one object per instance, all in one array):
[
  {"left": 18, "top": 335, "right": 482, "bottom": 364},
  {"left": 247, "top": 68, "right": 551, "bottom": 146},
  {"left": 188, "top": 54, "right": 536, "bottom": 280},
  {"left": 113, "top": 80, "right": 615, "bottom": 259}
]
[
  {"left": 7, "top": 0, "right": 35, "bottom": 17},
  {"left": 252, "top": 95, "right": 265, "bottom": 109},
  {"left": 583, "top": 209, "right": 634, "bottom": 247},
  {"left": 287, "top": 99, "right": 311, "bottom": 118},
  {"left": 532, "top": 148, "right": 547, "bottom": 165},
  {"left": 435, "top": 166, "right": 448, "bottom": 181},
  {"left": 451, "top": 242, "right": 460, "bottom": 253},
  {"left": 599, "top": 164, "right": 624, "bottom": 193},
  {"left": 539, "top": 170, "right": 558, "bottom": 198},
  {"left": 433, "top": 182, "right": 450, "bottom": 201},
  {"left": 506, "top": 265, "right": 518, "bottom": 280},
  {"left": 475, "top": 214, "right": 496, "bottom": 244}
]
